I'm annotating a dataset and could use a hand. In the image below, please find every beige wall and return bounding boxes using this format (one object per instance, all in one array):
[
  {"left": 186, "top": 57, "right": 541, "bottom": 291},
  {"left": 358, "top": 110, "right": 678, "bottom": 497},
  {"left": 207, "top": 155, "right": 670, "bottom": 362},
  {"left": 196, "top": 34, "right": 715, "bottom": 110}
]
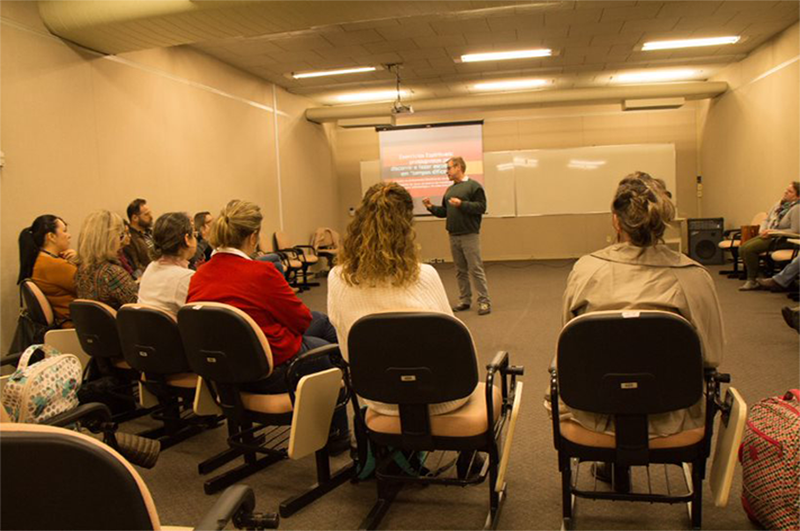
[
  {"left": 332, "top": 103, "right": 700, "bottom": 261},
  {"left": 698, "top": 22, "right": 800, "bottom": 228},
  {"left": 0, "top": 1, "right": 337, "bottom": 352}
]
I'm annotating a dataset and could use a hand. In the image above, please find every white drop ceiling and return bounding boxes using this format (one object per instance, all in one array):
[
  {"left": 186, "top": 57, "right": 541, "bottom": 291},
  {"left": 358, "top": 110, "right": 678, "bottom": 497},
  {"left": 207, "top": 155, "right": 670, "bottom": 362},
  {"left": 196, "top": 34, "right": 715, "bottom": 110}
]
[{"left": 39, "top": 1, "right": 799, "bottom": 106}]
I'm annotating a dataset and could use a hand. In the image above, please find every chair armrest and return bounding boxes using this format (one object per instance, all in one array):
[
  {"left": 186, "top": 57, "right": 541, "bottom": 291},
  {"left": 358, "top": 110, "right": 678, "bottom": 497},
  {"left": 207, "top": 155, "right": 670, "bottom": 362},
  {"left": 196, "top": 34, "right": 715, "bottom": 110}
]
[
  {"left": 285, "top": 344, "right": 347, "bottom": 404},
  {"left": 550, "top": 368, "right": 562, "bottom": 450},
  {"left": 44, "top": 402, "right": 113, "bottom": 428},
  {"left": 722, "top": 229, "right": 741, "bottom": 239},
  {"left": 1, "top": 352, "right": 22, "bottom": 367},
  {"left": 195, "top": 484, "right": 279, "bottom": 530}
]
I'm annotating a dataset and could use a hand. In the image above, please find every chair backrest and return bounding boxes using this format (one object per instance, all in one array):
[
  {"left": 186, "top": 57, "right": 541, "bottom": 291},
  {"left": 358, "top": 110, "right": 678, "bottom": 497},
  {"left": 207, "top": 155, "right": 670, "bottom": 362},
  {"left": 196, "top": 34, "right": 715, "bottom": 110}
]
[
  {"left": 348, "top": 311, "right": 479, "bottom": 405},
  {"left": 117, "top": 304, "right": 192, "bottom": 375},
  {"left": 557, "top": 310, "right": 704, "bottom": 416},
  {"left": 177, "top": 302, "right": 273, "bottom": 384},
  {"left": 0, "top": 423, "right": 160, "bottom": 530},
  {"left": 274, "top": 231, "right": 292, "bottom": 251},
  {"left": 70, "top": 299, "right": 124, "bottom": 359},
  {"left": 21, "top": 279, "right": 55, "bottom": 326},
  {"left": 311, "top": 227, "right": 340, "bottom": 250}
]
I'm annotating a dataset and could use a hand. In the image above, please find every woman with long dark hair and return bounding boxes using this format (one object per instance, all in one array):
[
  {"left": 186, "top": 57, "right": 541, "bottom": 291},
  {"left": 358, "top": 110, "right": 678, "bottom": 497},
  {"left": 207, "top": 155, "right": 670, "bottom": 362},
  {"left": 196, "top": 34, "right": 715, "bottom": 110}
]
[{"left": 18, "top": 215, "right": 77, "bottom": 326}]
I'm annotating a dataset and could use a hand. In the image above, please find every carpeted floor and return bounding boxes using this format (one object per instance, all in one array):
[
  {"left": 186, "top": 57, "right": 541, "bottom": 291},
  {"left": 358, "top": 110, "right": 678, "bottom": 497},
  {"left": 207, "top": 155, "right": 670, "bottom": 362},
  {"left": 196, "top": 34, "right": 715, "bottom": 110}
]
[{"left": 133, "top": 259, "right": 799, "bottom": 530}]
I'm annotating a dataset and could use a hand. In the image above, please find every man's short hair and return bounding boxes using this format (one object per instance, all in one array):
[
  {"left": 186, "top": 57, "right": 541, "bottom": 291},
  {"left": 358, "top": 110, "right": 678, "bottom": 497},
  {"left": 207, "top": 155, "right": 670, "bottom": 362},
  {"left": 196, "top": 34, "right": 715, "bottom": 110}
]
[
  {"left": 448, "top": 156, "right": 466, "bottom": 173},
  {"left": 193, "top": 211, "right": 211, "bottom": 232},
  {"left": 127, "top": 198, "right": 147, "bottom": 221}
]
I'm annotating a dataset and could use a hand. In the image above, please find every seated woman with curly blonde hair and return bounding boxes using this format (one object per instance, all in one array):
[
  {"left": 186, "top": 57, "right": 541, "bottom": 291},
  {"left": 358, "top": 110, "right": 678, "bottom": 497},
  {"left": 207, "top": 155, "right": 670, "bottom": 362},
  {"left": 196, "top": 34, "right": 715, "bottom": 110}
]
[{"left": 328, "top": 182, "right": 472, "bottom": 416}]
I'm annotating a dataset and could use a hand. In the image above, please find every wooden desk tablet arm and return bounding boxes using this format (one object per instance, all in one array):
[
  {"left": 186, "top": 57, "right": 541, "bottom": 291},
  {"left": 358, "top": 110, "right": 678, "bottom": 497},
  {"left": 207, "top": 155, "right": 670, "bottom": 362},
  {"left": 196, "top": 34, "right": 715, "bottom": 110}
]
[{"left": 194, "top": 484, "right": 279, "bottom": 531}]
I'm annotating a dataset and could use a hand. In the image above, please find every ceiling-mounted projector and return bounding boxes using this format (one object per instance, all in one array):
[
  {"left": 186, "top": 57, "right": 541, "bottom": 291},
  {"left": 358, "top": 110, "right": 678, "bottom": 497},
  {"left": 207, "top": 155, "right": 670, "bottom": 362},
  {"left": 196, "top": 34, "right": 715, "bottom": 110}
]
[{"left": 392, "top": 101, "right": 414, "bottom": 114}]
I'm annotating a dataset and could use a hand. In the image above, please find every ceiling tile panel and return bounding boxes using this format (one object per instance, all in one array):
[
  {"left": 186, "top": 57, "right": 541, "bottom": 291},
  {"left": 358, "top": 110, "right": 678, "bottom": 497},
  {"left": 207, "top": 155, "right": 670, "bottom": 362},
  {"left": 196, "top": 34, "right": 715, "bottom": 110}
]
[
  {"left": 601, "top": 3, "right": 665, "bottom": 23},
  {"left": 322, "top": 29, "right": 387, "bottom": 46},
  {"left": 273, "top": 35, "right": 335, "bottom": 52},
  {"left": 376, "top": 22, "right": 437, "bottom": 40},
  {"left": 413, "top": 34, "right": 468, "bottom": 49},
  {"left": 546, "top": 8, "right": 604, "bottom": 27},
  {"left": 620, "top": 17, "right": 680, "bottom": 34},
  {"left": 463, "top": 30, "right": 519, "bottom": 45},
  {"left": 430, "top": 17, "right": 491, "bottom": 35},
  {"left": 363, "top": 38, "right": 419, "bottom": 54}
]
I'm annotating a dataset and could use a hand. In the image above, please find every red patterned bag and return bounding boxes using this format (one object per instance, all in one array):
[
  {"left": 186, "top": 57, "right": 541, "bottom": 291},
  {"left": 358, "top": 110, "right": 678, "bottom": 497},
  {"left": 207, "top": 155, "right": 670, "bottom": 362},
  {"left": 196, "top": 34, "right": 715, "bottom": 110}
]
[{"left": 739, "top": 389, "right": 800, "bottom": 530}]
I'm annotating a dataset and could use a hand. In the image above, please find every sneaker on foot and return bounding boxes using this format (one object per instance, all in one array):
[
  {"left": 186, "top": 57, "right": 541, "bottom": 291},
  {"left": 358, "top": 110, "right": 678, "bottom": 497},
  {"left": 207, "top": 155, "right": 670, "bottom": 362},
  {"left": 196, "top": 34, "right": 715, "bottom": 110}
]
[
  {"left": 452, "top": 303, "right": 471, "bottom": 312},
  {"left": 739, "top": 280, "right": 760, "bottom": 291},
  {"left": 782, "top": 306, "right": 800, "bottom": 333},
  {"left": 478, "top": 302, "right": 491, "bottom": 315}
]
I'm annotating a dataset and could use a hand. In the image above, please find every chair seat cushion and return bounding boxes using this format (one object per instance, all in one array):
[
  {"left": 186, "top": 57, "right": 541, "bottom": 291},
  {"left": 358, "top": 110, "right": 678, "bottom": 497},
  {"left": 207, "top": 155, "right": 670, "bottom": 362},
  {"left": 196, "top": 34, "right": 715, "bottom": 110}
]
[
  {"left": 113, "top": 358, "right": 132, "bottom": 369},
  {"left": 165, "top": 373, "right": 198, "bottom": 389},
  {"left": 560, "top": 420, "right": 705, "bottom": 449},
  {"left": 365, "top": 383, "right": 501, "bottom": 438},
  {"left": 240, "top": 392, "right": 293, "bottom": 414},
  {"left": 718, "top": 239, "right": 740, "bottom": 249},
  {"left": 771, "top": 249, "right": 795, "bottom": 262}
]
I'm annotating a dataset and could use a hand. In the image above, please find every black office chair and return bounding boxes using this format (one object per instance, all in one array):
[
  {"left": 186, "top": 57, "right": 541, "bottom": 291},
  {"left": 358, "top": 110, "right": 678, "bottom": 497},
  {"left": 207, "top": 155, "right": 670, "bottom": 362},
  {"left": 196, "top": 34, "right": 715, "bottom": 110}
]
[
  {"left": 177, "top": 301, "right": 354, "bottom": 515},
  {"left": 273, "top": 231, "right": 320, "bottom": 290},
  {"left": 117, "top": 303, "right": 222, "bottom": 449},
  {"left": 347, "top": 311, "right": 524, "bottom": 530},
  {"left": 0, "top": 422, "right": 278, "bottom": 530},
  {"left": 70, "top": 299, "right": 146, "bottom": 421},
  {"left": 550, "top": 310, "right": 732, "bottom": 530}
]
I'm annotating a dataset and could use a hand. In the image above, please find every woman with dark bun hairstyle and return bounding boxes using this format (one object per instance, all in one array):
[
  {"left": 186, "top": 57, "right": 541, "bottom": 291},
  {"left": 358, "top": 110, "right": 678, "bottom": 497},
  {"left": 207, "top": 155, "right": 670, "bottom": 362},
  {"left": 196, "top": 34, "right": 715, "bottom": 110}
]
[
  {"left": 18, "top": 215, "right": 78, "bottom": 326},
  {"left": 554, "top": 171, "right": 724, "bottom": 438},
  {"left": 137, "top": 212, "right": 197, "bottom": 314}
]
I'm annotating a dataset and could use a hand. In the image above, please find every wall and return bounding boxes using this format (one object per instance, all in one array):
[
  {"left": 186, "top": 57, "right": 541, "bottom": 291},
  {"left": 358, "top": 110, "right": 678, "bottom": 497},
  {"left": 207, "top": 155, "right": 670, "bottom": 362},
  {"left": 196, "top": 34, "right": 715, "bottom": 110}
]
[
  {"left": 698, "top": 22, "right": 800, "bottom": 228},
  {"left": 0, "top": 1, "right": 337, "bottom": 352},
  {"left": 332, "top": 101, "right": 700, "bottom": 261}
]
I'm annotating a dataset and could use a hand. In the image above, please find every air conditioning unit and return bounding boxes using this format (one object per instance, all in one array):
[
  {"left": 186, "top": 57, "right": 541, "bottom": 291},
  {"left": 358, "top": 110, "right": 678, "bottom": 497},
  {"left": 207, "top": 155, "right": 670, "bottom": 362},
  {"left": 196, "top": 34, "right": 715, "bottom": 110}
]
[
  {"left": 337, "top": 116, "right": 396, "bottom": 129},
  {"left": 622, "top": 97, "right": 685, "bottom": 111}
]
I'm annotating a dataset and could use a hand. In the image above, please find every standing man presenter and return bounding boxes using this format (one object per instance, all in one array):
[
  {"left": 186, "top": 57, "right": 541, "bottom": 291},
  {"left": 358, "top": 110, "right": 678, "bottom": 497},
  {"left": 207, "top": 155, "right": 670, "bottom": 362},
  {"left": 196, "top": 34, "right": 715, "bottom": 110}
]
[{"left": 422, "top": 156, "right": 491, "bottom": 315}]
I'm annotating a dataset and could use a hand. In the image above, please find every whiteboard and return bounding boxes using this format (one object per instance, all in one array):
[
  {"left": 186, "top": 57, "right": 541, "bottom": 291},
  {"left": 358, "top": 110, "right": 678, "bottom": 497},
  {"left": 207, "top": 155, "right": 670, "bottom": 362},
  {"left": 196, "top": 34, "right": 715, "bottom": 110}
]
[
  {"left": 360, "top": 143, "right": 676, "bottom": 218},
  {"left": 509, "top": 144, "right": 676, "bottom": 216}
]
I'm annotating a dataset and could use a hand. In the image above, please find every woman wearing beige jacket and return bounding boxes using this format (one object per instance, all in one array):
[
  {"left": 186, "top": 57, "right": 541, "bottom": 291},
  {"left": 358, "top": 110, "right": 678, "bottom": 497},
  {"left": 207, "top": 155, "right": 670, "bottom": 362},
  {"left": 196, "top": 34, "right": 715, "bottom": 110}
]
[{"left": 555, "top": 172, "right": 724, "bottom": 439}]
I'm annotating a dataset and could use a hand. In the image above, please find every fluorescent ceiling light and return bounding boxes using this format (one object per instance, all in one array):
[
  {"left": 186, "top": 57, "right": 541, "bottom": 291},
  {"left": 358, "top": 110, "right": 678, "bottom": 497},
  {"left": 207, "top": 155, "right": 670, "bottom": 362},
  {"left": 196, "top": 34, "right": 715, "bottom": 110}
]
[
  {"left": 614, "top": 69, "right": 698, "bottom": 83},
  {"left": 336, "top": 90, "right": 409, "bottom": 103},
  {"left": 293, "top": 66, "right": 376, "bottom": 79},
  {"left": 474, "top": 79, "right": 549, "bottom": 91},
  {"left": 642, "top": 36, "right": 740, "bottom": 51},
  {"left": 461, "top": 48, "right": 552, "bottom": 63}
]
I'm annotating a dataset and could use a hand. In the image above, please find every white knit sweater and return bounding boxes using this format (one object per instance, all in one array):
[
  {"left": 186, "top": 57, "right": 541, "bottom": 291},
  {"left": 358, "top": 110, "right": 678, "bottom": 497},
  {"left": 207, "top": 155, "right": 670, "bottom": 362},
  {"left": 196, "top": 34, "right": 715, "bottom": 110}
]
[{"left": 327, "top": 264, "right": 473, "bottom": 416}]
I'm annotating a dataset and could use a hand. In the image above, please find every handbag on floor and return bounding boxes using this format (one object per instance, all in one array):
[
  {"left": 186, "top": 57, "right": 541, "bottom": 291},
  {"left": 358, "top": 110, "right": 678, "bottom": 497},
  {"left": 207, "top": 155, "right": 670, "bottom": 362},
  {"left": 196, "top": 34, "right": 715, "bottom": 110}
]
[
  {"left": 2, "top": 345, "right": 82, "bottom": 423},
  {"left": 739, "top": 389, "right": 800, "bottom": 530}
]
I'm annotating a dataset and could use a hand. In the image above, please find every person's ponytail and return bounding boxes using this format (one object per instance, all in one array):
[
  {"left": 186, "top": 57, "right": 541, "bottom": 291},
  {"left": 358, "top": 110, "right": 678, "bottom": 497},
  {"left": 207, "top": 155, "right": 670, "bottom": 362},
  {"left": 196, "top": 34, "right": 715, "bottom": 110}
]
[{"left": 17, "top": 215, "right": 61, "bottom": 284}]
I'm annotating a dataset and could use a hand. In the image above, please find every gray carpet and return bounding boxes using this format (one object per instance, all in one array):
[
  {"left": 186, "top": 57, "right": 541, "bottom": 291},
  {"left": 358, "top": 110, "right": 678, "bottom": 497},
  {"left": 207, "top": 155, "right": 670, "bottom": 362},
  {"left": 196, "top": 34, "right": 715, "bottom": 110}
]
[{"left": 131, "top": 260, "right": 799, "bottom": 530}]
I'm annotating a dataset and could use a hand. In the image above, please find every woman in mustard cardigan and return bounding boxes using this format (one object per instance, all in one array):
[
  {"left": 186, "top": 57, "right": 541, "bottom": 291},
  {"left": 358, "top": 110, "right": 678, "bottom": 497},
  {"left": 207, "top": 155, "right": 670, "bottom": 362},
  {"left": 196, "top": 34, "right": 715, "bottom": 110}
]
[{"left": 18, "top": 215, "right": 78, "bottom": 326}]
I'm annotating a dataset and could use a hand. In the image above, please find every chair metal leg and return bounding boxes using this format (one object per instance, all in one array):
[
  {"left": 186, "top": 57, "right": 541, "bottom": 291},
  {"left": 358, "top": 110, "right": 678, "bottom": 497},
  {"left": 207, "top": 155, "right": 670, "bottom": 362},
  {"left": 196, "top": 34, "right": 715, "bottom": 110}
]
[
  {"left": 279, "top": 450, "right": 357, "bottom": 517},
  {"left": 484, "top": 448, "right": 505, "bottom": 530},
  {"left": 203, "top": 451, "right": 284, "bottom": 495},
  {"left": 359, "top": 480, "right": 402, "bottom": 531},
  {"left": 561, "top": 459, "right": 573, "bottom": 521},
  {"left": 198, "top": 446, "right": 245, "bottom": 474}
]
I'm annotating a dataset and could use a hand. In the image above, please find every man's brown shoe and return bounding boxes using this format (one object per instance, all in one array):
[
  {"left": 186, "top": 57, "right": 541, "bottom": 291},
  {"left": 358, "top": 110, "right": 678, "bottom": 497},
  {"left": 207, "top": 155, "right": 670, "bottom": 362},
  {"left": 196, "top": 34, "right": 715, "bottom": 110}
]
[
  {"left": 452, "top": 303, "right": 471, "bottom": 312},
  {"left": 478, "top": 303, "right": 491, "bottom": 315}
]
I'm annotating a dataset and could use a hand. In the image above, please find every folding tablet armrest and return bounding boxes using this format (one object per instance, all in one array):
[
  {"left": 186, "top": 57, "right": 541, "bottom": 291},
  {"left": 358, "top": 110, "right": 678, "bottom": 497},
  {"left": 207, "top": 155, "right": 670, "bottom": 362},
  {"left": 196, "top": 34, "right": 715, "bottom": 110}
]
[
  {"left": 285, "top": 344, "right": 347, "bottom": 405},
  {"left": 195, "top": 484, "right": 279, "bottom": 531}
]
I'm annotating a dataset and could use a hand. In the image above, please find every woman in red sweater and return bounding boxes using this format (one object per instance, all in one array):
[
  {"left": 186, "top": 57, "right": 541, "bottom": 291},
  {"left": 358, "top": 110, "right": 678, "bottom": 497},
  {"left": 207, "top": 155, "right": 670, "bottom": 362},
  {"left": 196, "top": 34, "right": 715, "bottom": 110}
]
[{"left": 187, "top": 200, "right": 346, "bottom": 444}]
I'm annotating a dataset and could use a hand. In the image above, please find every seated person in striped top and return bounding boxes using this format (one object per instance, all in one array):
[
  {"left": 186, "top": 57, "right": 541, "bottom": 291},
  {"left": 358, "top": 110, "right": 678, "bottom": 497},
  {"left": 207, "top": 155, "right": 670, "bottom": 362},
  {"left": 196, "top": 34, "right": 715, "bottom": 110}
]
[
  {"left": 17, "top": 215, "right": 78, "bottom": 326},
  {"left": 327, "top": 182, "right": 470, "bottom": 416},
  {"left": 75, "top": 210, "right": 139, "bottom": 310}
]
